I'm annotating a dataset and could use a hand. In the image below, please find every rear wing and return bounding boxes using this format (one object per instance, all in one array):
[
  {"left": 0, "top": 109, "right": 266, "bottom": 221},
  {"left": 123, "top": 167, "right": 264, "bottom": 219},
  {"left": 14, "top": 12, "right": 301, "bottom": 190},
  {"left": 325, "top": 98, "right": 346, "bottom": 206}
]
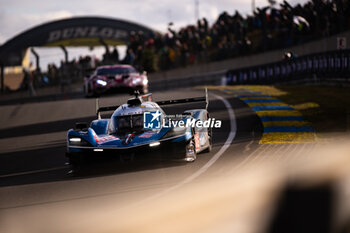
[
  {"left": 96, "top": 88, "right": 208, "bottom": 119},
  {"left": 96, "top": 99, "right": 117, "bottom": 120}
]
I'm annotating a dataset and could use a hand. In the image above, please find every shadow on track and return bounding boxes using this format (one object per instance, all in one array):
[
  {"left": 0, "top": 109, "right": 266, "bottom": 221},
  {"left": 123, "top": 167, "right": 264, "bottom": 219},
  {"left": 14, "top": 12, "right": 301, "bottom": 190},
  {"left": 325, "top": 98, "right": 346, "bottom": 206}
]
[
  {"left": 0, "top": 95, "right": 263, "bottom": 188},
  {"left": 0, "top": 144, "right": 189, "bottom": 188}
]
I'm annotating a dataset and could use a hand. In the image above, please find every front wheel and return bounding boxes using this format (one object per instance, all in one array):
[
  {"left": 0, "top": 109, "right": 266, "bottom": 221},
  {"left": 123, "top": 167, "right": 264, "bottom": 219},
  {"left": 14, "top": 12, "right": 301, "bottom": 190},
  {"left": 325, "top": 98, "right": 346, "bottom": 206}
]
[
  {"left": 184, "top": 139, "right": 197, "bottom": 162},
  {"left": 203, "top": 127, "right": 212, "bottom": 153}
]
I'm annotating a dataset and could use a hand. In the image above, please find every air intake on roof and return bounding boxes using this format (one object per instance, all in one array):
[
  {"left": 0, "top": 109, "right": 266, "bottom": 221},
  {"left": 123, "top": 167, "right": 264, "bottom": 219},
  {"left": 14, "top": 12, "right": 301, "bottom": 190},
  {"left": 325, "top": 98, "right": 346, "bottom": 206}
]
[{"left": 127, "top": 98, "right": 142, "bottom": 106}]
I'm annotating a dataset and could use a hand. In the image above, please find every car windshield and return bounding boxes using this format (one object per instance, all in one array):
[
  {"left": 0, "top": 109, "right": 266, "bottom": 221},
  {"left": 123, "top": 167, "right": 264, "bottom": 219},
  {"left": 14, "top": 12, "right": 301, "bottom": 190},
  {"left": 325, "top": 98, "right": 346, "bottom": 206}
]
[
  {"left": 111, "top": 114, "right": 145, "bottom": 135},
  {"left": 96, "top": 67, "right": 136, "bottom": 76}
]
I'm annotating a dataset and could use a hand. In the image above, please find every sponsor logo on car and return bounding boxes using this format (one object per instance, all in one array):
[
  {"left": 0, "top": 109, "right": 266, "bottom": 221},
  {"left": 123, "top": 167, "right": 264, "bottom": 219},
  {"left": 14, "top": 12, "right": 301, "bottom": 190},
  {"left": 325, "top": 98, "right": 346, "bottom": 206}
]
[{"left": 139, "top": 131, "right": 157, "bottom": 138}]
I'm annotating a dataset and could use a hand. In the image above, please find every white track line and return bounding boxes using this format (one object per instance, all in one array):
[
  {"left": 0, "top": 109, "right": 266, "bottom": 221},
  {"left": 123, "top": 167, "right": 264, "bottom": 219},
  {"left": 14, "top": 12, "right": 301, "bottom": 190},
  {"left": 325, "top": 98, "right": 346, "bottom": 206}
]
[
  {"left": 232, "top": 144, "right": 271, "bottom": 172},
  {"left": 138, "top": 93, "right": 237, "bottom": 202},
  {"left": 1, "top": 93, "right": 236, "bottom": 207},
  {"left": 290, "top": 142, "right": 315, "bottom": 161},
  {"left": 282, "top": 143, "right": 301, "bottom": 162},
  {"left": 0, "top": 166, "right": 67, "bottom": 179}
]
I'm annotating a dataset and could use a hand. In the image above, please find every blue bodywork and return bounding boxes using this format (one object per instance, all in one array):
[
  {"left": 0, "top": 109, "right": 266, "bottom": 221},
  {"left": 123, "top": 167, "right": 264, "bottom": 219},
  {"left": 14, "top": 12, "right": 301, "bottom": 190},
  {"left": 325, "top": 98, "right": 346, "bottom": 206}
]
[
  {"left": 67, "top": 116, "right": 194, "bottom": 154},
  {"left": 65, "top": 89, "right": 211, "bottom": 164}
]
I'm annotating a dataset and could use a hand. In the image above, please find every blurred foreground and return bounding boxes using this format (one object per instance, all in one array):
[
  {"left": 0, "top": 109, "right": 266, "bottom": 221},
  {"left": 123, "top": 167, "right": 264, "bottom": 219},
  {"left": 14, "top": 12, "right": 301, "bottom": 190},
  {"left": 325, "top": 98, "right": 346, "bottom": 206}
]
[{"left": 2, "top": 137, "right": 350, "bottom": 233}]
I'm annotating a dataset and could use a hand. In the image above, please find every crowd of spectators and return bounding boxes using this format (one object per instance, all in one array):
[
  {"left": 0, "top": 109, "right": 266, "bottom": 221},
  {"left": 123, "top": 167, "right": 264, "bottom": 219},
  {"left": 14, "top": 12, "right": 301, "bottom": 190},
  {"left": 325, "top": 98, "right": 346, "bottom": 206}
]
[
  {"left": 37, "top": 48, "right": 119, "bottom": 90},
  {"left": 43, "top": 0, "right": 350, "bottom": 77},
  {"left": 23, "top": 0, "right": 350, "bottom": 95},
  {"left": 123, "top": 0, "right": 350, "bottom": 72}
]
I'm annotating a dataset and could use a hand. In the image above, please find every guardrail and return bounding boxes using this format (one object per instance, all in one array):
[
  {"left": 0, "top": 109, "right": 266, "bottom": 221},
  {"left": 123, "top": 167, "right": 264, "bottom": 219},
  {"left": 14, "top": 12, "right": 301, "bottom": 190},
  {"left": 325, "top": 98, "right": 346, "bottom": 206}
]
[{"left": 225, "top": 49, "right": 350, "bottom": 85}]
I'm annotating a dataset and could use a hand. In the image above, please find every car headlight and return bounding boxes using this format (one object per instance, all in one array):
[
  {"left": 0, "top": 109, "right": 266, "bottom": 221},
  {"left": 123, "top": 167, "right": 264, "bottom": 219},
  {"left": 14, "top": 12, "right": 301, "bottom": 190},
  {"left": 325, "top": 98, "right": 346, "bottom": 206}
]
[
  {"left": 149, "top": 141, "right": 160, "bottom": 147},
  {"left": 132, "top": 78, "right": 142, "bottom": 85},
  {"left": 69, "top": 138, "right": 81, "bottom": 142},
  {"left": 96, "top": 79, "right": 107, "bottom": 86},
  {"left": 68, "top": 137, "right": 91, "bottom": 146}
]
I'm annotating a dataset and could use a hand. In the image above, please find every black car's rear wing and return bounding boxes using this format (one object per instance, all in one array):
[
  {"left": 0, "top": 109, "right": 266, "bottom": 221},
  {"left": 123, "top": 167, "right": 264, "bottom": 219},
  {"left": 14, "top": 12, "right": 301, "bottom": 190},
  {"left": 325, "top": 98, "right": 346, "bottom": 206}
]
[{"left": 96, "top": 88, "right": 208, "bottom": 119}]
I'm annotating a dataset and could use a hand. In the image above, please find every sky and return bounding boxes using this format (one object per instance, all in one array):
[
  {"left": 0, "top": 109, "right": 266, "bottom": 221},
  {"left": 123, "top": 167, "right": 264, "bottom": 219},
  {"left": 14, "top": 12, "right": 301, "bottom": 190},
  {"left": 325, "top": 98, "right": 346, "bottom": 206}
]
[{"left": 0, "top": 0, "right": 308, "bottom": 70}]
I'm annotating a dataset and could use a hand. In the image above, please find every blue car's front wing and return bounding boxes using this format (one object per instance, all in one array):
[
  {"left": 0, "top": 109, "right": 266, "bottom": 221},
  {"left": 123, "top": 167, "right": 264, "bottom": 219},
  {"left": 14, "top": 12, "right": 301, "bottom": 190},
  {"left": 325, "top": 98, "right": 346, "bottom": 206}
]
[{"left": 67, "top": 127, "right": 192, "bottom": 159}]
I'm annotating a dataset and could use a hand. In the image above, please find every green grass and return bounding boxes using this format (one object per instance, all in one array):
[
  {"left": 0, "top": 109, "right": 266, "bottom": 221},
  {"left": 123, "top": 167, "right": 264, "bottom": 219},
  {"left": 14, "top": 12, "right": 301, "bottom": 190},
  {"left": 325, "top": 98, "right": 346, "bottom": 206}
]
[
  {"left": 203, "top": 84, "right": 350, "bottom": 138},
  {"left": 222, "top": 84, "right": 350, "bottom": 137},
  {"left": 270, "top": 85, "right": 350, "bottom": 136}
]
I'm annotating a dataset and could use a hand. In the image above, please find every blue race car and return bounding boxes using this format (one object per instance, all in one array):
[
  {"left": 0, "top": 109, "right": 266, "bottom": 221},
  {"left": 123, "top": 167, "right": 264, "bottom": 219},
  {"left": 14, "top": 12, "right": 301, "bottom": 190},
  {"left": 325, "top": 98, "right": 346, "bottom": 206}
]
[{"left": 66, "top": 90, "right": 212, "bottom": 167}]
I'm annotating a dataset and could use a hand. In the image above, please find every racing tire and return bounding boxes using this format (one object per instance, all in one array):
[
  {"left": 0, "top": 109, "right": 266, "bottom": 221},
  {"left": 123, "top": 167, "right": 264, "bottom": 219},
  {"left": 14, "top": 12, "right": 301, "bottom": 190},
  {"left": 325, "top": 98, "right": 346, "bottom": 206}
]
[
  {"left": 202, "top": 127, "right": 212, "bottom": 153},
  {"left": 184, "top": 139, "right": 197, "bottom": 162}
]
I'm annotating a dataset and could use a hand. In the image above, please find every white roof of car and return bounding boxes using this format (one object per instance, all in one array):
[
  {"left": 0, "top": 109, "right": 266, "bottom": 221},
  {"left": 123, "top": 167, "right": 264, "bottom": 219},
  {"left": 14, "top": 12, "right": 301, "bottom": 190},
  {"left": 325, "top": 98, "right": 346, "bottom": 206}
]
[{"left": 112, "top": 101, "right": 163, "bottom": 117}]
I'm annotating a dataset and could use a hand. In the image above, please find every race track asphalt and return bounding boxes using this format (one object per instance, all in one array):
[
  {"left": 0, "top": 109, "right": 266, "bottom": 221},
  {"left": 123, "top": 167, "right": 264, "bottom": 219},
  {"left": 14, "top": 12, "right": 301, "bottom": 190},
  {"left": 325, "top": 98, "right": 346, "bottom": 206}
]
[{"left": 0, "top": 88, "right": 330, "bottom": 233}]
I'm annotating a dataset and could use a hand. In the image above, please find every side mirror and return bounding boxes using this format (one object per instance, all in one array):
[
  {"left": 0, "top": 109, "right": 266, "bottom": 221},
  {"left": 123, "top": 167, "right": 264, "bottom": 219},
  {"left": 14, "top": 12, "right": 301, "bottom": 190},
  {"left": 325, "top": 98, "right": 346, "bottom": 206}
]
[{"left": 75, "top": 122, "right": 88, "bottom": 131}]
